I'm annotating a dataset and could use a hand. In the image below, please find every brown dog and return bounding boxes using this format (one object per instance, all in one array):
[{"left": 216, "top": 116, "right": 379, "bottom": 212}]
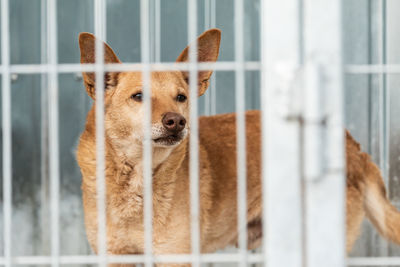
[{"left": 76, "top": 28, "right": 400, "bottom": 262}]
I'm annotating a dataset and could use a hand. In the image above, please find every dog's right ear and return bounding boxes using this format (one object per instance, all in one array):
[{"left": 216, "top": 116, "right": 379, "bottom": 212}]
[
  {"left": 176, "top": 28, "right": 221, "bottom": 96},
  {"left": 79, "top": 32, "right": 121, "bottom": 99}
]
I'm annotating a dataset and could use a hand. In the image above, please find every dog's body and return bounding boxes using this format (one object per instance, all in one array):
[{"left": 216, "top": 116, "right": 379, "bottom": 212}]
[
  {"left": 76, "top": 29, "right": 400, "bottom": 262},
  {"left": 78, "top": 110, "right": 262, "bottom": 256}
]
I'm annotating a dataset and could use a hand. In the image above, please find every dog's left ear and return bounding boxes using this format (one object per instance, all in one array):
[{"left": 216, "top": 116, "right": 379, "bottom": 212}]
[
  {"left": 176, "top": 28, "right": 221, "bottom": 96},
  {"left": 79, "top": 32, "right": 121, "bottom": 99}
]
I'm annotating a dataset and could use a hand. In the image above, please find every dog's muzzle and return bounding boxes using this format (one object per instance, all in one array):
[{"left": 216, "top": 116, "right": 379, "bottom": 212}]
[
  {"left": 153, "top": 112, "right": 187, "bottom": 146},
  {"left": 162, "top": 112, "right": 186, "bottom": 133}
]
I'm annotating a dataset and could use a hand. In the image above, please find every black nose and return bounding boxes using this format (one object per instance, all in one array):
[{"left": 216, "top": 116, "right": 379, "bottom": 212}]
[{"left": 162, "top": 112, "right": 186, "bottom": 133}]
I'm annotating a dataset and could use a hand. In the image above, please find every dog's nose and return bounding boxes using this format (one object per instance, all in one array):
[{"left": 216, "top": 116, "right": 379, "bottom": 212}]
[{"left": 162, "top": 112, "right": 186, "bottom": 133}]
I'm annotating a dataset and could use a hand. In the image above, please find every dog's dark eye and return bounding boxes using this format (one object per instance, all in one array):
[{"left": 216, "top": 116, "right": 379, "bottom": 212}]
[
  {"left": 176, "top": 94, "right": 187, "bottom": 102},
  {"left": 131, "top": 93, "right": 142, "bottom": 102}
]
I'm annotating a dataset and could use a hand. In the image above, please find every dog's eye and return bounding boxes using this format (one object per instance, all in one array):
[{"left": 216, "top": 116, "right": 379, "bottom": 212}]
[
  {"left": 131, "top": 93, "right": 142, "bottom": 102},
  {"left": 176, "top": 94, "right": 187, "bottom": 102}
]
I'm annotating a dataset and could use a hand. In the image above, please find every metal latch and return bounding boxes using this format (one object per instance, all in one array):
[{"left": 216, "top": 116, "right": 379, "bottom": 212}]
[{"left": 302, "top": 63, "right": 327, "bottom": 181}]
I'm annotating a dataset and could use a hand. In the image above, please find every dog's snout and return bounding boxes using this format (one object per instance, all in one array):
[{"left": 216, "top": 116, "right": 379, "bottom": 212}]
[{"left": 162, "top": 112, "right": 186, "bottom": 133}]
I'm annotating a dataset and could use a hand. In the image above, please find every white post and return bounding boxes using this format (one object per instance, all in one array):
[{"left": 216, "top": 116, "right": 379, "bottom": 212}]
[
  {"left": 303, "top": 0, "right": 346, "bottom": 266},
  {"left": 1, "top": 1, "right": 12, "bottom": 267},
  {"left": 261, "top": 0, "right": 303, "bottom": 266}
]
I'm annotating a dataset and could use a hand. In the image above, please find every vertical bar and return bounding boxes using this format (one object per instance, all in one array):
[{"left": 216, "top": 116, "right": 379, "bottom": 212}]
[
  {"left": 303, "top": 0, "right": 345, "bottom": 266},
  {"left": 203, "top": 0, "right": 216, "bottom": 116},
  {"left": 40, "top": 0, "right": 50, "bottom": 256},
  {"left": 203, "top": 0, "right": 211, "bottom": 115},
  {"left": 210, "top": 0, "right": 216, "bottom": 115},
  {"left": 155, "top": 0, "right": 161, "bottom": 62},
  {"left": 372, "top": 0, "right": 390, "bottom": 256},
  {"left": 1, "top": 0, "right": 12, "bottom": 267},
  {"left": 261, "top": 0, "right": 303, "bottom": 266},
  {"left": 260, "top": 0, "right": 267, "bottom": 264},
  {"left": 234, "top": 0, "right": 247, "bottom": 267},
  {"left": 188, "top": 0, "right": 200, "bottom": 266},
  {"left": 94, "top": 1, "right": 107, "bottom": 267},
  {"left": 378, "top": 0, "right": 389, "bottom": 185},
  {"left": 149, "top": 0, "right": 154, "bottom": 62},
  {"left": 140, "top": 1, "right": 153, "bottom": 267},
  {"left": 47, "top": 0, "right": 60, "bottom": 266}
]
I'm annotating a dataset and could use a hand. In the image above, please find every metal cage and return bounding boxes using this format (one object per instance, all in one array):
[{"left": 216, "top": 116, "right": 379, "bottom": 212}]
[{"left": 0, "top": 0, "right": 399, "bottom": 267}]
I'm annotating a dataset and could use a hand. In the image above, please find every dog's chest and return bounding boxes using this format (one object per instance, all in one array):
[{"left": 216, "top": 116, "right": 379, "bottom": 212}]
[
  {"left": 108, "top": 162, "right": 175, "bottom": 222},
  {"left": 108, "top": 163, "right": 145, "bottom": 221}
]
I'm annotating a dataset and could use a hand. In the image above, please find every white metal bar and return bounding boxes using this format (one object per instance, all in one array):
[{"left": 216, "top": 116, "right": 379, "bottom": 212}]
[
  {"left": 203, "top": 0, "right": 211, "bottom": 115},
  {"left": 0, "top": 61, "right": 261, "bottom": 74},
  {"left": 204, "top": 0, "right": 217, "bottom": 116},
  {"left": 140, "top": 1, "right": 153, "bottom": 267},
  {"left": 47, "top": 0, "right": 60, "bottom": 267},
  {"left": 261, "top": 0, "right": 303, "bottom": 266},
  {"left": 204, "top": 0, "right": 210, "bottom": 30},
  {"left": 348, "top": 257, "right": 400, "bottom": 266},
  {"left": 345, "top": 64, "right": 400, "bottom": 73},
  {"left": 260, "top": 0, "right": 267, "bottom": 264},
  {"left": 40, "top": 0, "right": 50, "bottom": 256},
  {"left": 1, "top": 0, "right": 12, "bottom": 266},
  {"left": 303, "top": 0, "right": 345, "bottom": 266},
  {"left": 377, "top": 0, "right": 389, "bottom": 185},
  {"left": 68, "top": 62, "right": 400, "bottom": 74},
  {"left": 188, "top": 0, "right": 200, "bottom": 266},
  {"left": 94, "top": 1, "right": 107, "bottom": 267},
  {"left": 155, "top": 0, "right": 160, "bottom": 62},
  {"left": 378, "top": 0, "right": 390, "bottom": 194},
  {"left": 210, "top": 0, "right": 217, "bottom": 115},
  {"left": 210, "top": 0, "right": 216, "bottom": 32},
  {"left": 377, "top": 0, "right": 385, "bottom": 174},
  {"left": 375, "top": 0, "right": 390, "bottom": 256},
  {"left": 0, "top": 253, "right": 265, "bottom": 265},
  {"left": 234, "top": 0, "right": 247, "bottom": 266}
]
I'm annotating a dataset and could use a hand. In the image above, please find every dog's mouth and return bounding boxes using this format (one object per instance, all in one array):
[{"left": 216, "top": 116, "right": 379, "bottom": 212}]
[{"left": 153, "top": 133, "right": 184, "bottom": 146}]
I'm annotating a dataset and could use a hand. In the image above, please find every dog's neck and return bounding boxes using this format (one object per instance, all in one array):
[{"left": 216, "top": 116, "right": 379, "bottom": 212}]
[
  {"left": 105, "top": 136, "right": 188, "bottom": 221},
  {"left": 109, "top": 138, "right": 187, "bottom": 172}
]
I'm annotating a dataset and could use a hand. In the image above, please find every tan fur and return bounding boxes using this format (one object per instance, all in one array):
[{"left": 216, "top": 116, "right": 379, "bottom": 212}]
[
  {"left": 345, "top": 131, "right": 400, "bottom": 251},
  {"left": 76, "top": 29, "right": 400, "bottom": 264}
]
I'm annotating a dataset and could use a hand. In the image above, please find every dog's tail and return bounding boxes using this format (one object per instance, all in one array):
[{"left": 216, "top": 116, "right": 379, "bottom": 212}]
[{"left": 364, "top": 160, "right": 400, "bottom": 244}]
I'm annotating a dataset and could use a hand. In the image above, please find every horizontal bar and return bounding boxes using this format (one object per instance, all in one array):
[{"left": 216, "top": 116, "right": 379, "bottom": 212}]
[
  {"left": 0, "top": 61, "right": 261, "bottom": 74},
  {"left": 7, "top": 63, "right": 400, "bottom": 75},
  {"left": 347, "top": 257, "right": 400, "bottom": 266},
  {"left": 0, "top": 254, "right": 264, "bottom": 265},
  {"left": 345, "top": 64, "right": 400, "bottom": 74}
]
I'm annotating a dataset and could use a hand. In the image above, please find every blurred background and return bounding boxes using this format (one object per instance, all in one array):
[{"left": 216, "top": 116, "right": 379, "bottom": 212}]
[{"left": 0, "top": 0, "right": 399, "bottom": 266}]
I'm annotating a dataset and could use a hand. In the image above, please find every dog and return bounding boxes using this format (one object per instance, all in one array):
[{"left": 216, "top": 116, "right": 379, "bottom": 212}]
[{"left": 76, "top": 28, "right": 400, "bottom": 264}]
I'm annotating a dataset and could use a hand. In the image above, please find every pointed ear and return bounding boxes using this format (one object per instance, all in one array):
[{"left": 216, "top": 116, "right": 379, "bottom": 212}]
[
  {"left": 79, "top": 32, "right": 121, "bottom": 99},
  {"left": 176, "top": 28, "right": 221, "bottom": 96}
]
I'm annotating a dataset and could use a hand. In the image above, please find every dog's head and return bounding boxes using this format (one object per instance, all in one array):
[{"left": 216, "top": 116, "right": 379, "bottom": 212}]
[{"left": 79, "top": 29, "right": 221, "bottom": 155}]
